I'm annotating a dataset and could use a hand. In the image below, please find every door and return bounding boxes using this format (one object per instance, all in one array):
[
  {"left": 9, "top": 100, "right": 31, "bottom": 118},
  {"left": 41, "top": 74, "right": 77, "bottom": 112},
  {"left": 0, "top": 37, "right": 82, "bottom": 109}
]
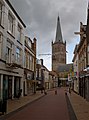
[
  {"left": 8, "top": 76, "right": 12, "bottom": 99},
  {"left": 14, "top": 77, "right": 20, "bottom": 97},
  {"left": 3, "top": 75, "right": 8, "bottom": 100}
]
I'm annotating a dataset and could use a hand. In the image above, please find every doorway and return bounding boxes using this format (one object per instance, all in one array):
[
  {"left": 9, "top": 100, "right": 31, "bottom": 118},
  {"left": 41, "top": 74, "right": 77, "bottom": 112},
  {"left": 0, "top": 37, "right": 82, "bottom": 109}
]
[{"left": 8, "top": 76, "right": 12, "bottom": 99}]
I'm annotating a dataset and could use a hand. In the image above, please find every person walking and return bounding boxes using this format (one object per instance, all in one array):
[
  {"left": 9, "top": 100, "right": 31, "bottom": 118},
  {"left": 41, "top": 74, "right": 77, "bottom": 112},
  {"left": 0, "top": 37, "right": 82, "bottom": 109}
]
[{"left": 55, "top": 89, "right": 57, "bottom": 95}]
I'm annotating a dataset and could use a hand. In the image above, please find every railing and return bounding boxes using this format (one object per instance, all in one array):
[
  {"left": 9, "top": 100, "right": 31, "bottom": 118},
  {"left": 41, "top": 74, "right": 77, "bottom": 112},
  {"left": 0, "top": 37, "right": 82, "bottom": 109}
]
[{"left": 12, "top": 55, "right": 22, "bottom": 66}]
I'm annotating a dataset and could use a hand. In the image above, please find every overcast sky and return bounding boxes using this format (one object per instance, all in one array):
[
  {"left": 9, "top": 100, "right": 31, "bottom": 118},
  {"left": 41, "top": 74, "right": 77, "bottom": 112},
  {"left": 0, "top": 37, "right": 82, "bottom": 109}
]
[{"left": 10, "top": 0, "right": 87, "bottom": 70}]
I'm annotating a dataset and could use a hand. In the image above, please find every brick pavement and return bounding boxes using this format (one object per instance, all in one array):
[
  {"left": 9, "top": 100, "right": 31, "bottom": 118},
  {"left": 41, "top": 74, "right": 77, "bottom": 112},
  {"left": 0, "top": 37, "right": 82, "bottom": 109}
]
[
  {"left": 2, "top": 88, "right": 70, "bottom": 120},
  {"left": 1, "top": 88, "right": 89, "bottom": 120},
  {"left": 7, "top": 91, "right": 45, "bottom": 113},
  {"left": 0, "top": 91, "right": 45, "bottom": 117},
  {"left": 68, "top": 90, "right": 89, "bottom": 120}
]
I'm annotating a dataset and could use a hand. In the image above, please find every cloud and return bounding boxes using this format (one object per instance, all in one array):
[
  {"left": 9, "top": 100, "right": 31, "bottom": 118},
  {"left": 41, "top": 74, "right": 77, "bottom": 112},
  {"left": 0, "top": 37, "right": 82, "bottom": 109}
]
[{"left": 10, "top": 0, "right": 87, "bottom": 70}]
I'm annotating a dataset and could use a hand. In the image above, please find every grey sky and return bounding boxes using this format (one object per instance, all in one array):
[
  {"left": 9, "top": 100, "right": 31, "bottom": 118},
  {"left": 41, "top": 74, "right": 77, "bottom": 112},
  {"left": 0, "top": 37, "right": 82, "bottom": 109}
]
[{"left": 10, "top": 0, "right": 87, "bottom": 70}]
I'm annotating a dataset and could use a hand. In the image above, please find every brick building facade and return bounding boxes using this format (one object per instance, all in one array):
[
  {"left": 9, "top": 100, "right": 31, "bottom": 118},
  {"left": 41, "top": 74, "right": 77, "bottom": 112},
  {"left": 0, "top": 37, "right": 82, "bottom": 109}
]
[{"left": 52, "top": 16, "right": 66, "bottom": 72}]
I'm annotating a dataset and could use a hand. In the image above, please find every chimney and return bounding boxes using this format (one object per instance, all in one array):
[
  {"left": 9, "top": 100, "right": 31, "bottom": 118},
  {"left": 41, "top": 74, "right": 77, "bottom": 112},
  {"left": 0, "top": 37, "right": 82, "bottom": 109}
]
[
  {"left": 33, "top": 38, "right": 37, "bottom": 55},
  {"left": 40, "top": 59, "right": 43, "bottom": 66}
]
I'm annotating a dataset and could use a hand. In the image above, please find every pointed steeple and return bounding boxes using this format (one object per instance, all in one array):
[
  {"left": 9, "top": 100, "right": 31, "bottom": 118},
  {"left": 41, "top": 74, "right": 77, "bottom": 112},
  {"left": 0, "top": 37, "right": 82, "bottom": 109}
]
[{"left": 55, "top": 16, "right": 63, "bottom": 43}]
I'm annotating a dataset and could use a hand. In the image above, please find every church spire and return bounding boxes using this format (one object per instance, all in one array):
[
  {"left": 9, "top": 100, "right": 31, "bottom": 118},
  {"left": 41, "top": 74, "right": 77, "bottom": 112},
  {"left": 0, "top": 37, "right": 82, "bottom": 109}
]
[{"left": 55, "top": 16, "right": 63, "bottom": 43}]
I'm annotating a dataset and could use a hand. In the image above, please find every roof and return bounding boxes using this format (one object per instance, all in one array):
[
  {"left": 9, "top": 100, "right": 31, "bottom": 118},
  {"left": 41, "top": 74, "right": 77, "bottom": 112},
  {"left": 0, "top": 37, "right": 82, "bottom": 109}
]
[
  {"left": 73, "top": 44, "right": 79, "bottom": 54},
  {"left": 43, "top": 65, "right": 49, "bottom": 72},
  {"left": 57, "top": 64, "right": 73, "bottom": 72},
  {"left": 49, "top": 71, "right": 58, "bottom": 76},
  {"left": 55, "top": 16, "right": 63, "bottom": 43}
]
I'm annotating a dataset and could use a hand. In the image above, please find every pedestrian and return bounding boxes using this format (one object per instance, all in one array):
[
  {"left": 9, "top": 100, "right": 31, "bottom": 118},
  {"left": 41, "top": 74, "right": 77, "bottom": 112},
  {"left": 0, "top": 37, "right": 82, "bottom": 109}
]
[
  {"left": 44, "top": 87, "right": 47, "bottom": 95},
  {"left": 55, "top": 90, "right": 57, "bottom": 95},
  {"left": 44, "top": 91, "right": 47, "bottom": 95},
  {"left": 17, "top": 89, "right": 22, "bottom": 99}
]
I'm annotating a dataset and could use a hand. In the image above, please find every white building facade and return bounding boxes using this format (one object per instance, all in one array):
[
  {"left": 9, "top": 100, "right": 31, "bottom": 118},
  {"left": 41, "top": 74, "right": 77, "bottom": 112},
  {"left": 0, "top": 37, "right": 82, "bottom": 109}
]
[
  {"left": 72, "top": 45, "right": 79, "bottom": 94},
  {"left": 0, "top": 0, "right": 26, "bottom": 100},
  {"left": 24, "top": 36, "right": 36, "bottom": 95}
]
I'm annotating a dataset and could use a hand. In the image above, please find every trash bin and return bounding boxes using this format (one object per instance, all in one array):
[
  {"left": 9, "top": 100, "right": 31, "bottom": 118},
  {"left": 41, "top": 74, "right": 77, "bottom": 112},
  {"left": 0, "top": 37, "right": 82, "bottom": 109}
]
[{"left": 0, "top": 100, "right": 7, "bottom": 114}]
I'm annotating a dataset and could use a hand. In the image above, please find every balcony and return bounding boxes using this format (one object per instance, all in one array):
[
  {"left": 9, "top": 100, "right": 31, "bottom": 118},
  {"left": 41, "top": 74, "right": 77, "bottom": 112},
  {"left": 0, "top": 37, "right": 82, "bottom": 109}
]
[{"left": 6, "top": 54, "right": 23, "bottom": 68}]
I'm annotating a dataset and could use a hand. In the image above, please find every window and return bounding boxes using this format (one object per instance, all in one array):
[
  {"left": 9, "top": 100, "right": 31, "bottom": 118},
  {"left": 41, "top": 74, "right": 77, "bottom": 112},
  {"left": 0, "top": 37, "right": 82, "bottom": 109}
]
[
  {"left": 16, "top": 47, "right": 21, "bottom": 62},
  {"left": 6, "top": 40, "right": 12, "bottom": 63},
  {"left": 17, "top": 24, "right": 21, "bottom": 42},
  {"left": 0, "top": 1, "right": 4, "bottom": 26},
  {"left": 28, "top": 40, "right": 31, "bottom": 48},
  {"left": 29, "top": 55, "right": 33, "bottom": 70},
  {"left": 0, "top": 33, "right": 3, "bottom": 58},
  {"left": 0, "top": 2, "right": 2, "bottom": 24},
  {"left": 24, "top": 51, "right": 26, "bottom": 68},
  {"left": 8, "top": 13, "right": 14, "bottom": 34},
  {"left": 6, "top": 47, "right": 11, "bottom": 63},
  {"left": 26, "top": 51, "right": 28, "bottom": 68}
]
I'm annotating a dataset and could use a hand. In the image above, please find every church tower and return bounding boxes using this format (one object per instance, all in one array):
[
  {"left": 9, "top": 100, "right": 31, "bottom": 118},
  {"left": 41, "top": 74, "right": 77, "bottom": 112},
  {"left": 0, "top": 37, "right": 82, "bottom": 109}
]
[{"left": 52, "top": 16, "right": 66, "bottom": 72}]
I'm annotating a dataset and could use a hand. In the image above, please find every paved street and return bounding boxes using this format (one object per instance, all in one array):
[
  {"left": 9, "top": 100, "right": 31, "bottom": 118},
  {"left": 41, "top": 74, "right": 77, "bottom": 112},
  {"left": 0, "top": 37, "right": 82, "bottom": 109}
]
[
  {"left": 68, "top": 91, "right": 89, "bottom": 120},
  {"left": 3, "top": 88, "right": 70, "bottom": 120}
]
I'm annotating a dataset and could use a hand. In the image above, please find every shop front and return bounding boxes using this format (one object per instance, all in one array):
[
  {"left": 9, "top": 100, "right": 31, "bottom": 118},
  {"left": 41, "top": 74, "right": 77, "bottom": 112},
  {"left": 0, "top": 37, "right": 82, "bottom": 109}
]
[
  {"left": 24, "top": 69, "right": 34, "bottom": 94},
  {"left": 0, "top": 75, "right": 22, "bottom": 100},
  {"left": 3, "top": 75, "right": 11, "bottom": 100},
  {"left": 85, "top": 75, "right": 89, "bottom": 101}
]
